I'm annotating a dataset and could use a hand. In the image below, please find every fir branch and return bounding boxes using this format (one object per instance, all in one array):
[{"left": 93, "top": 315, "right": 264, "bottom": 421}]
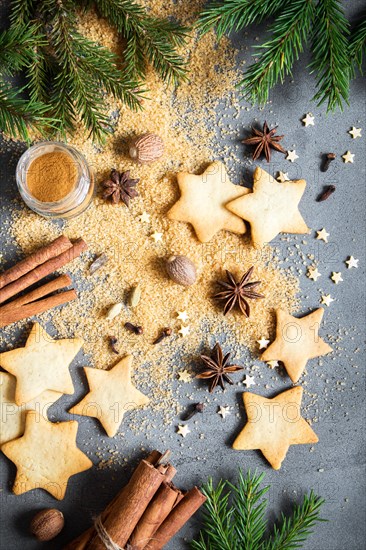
[
  {"left": 229, "top": 470, "right": 269, "bottom": 549},
  {"left": 349, "top": 14, "right": 366, "bottom": 76},
  {"left": 238, "top": 0, "right": 315, "bottom": 105},
  {"left": 0, "top": 81, "right": 54, "bottom": 142},
  {"left": 191, "top": 478, "right": 235, "bottom": 550},
  {"left": 309, "top": 0, "right": 350, "bottom": 112},
  {"left": 0, "top": 26, "right": 44, "bottom": 75},
  {"left": 9, "top": 0, "right": 36, "bottom": 28},
  {"left": 262, "top": 490, "right": 326, "bottom": 550},
  {"left": 197, "top": 0, "right": 287, "bottom": 40},
  {"left": 191, "top": 471, "right": 325, "bottom": 550},
  {"left": 93, "top": 0, "right": 188, "bottom": 84}
]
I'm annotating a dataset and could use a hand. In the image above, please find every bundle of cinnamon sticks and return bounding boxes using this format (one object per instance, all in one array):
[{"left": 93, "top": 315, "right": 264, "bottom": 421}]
[
  {"left": 64, "top": 450, "right": 206, "bottom": 550},
  {"left": 0, "top": 235, "right": 87, "bottom": 328}
]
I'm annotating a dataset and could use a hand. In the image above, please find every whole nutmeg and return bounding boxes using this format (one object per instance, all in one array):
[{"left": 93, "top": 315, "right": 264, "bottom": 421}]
[
  {"left": 166, "top": 255, "right": 197, "bottom": 286},
  {"left": 129, "top": 133, "right": 164, "bottom": 164},
  {"left": 30, "top": 508, "right": 64, "bottom": 541}
]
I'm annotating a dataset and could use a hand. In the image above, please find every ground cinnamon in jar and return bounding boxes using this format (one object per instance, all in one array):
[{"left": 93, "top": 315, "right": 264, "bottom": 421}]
[{"left": 26, "top": 151, "right": 78, "bottom": 202}]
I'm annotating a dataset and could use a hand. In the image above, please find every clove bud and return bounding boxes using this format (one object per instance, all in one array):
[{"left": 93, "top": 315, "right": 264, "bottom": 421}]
[
  {"left": 183, "top": 402, "right": 204, "bottom": 421},
  {"left": 153, "top": 327, "right": 172, "bottom": 344},
  {"left": 124, "top": 322, "right": 143, "bottom": 335},
  {"left": 321, "top": 153, "right": 336, "bottom": 172}
]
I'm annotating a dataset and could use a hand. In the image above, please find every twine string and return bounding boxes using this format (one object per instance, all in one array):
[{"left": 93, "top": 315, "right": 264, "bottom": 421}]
[{"left": 93, "top": 515, "right": 125, "bottom": 550}]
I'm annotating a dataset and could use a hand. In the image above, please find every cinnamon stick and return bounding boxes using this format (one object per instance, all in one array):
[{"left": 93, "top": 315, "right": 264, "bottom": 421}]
[
  {"left": 0, "top": 275, "right": 76, "bottom": 328},
  {"left": 143, "top": 487, "right": 207, "bottom": 550},
  {"left": 0, "top": 238, "right": 87, "bottom": 305},
  {"left": 64, "top": 458, "right": 167, "bottom": 550},
  {"left": 128, "top": 483, "right": 183, "bottom": 550}
]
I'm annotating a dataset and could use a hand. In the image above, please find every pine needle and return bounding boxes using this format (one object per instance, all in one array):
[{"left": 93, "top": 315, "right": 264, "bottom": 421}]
[
  {"left": 309, "top": 0, "right": 350, "bottom": 112},
  {"left": 239, "top": 0, "right": 315, "bottom": 106},
  {"left": 197, "top": 0, "right": 286, "bottom": 39},
  {"left": 349, "top": 13, "right": 366, "bottom": 76}
]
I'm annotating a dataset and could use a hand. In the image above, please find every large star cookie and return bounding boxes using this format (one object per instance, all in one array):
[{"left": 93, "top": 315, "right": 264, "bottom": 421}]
[
  {"left": 261, "top": 308, "right": 332, "bottom": 383},
  {"left": 0, "top": 323, "right": 83, "bottom": 404},
  {"left": 233, "top": 386, "right": 318, "bottom": 469},
  {"left": 1, "top": 411, "right": 92, "bottom": 499},
  {"left": 69, "top": 355, "right": 150, "bottom": 437},
  {"left": 0, "top": 371, "right": 62, "bottom": 446},
  {"left": 226, "top": 167, "right": 309, "bottom": 248},
  {"left": 167, "top": 161, "right": 249, "bottom": 242}
]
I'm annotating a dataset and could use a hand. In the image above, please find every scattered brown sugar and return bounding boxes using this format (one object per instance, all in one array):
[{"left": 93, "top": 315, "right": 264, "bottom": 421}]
[
  {"left": 6, "top": 5, "right": 300, "bottom": 429},
  {"left": 27, "top": 152, "right": 78, "bottom": 202}
]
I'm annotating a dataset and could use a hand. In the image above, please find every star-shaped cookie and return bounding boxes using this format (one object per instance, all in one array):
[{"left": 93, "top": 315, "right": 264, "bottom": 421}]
[
  {"left": 0, "top": 371, "right": 62, "bottom": 446},
  {"left": 226, "top": 167, "right": 309, "bottom": 248},
  {"left": 261, "top": 308, "right": 332, "bottom": 383},
  {"left": 233, "top": 386, "right": 318, "bottom": 470},
  {"left": 0, "top": 323, "right": 83, "bottom": 405},
  {"left": 69, "top": 356, "right": 150, "bottom": 437},
  {"left": 167, "top": 161, "right": 248, "bottom": 242},
  {"left": 1, "top": 411, "right": 92, "bottom": 499}
]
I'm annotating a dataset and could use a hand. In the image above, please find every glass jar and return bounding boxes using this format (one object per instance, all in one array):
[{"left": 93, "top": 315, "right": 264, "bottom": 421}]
[{"left": 16, "top": 141, "right": 94, "bottom": 219}]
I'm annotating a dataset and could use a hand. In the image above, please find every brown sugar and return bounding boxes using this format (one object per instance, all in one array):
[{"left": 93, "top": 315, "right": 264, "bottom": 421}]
[{"left": 27, "top": 151, "right": 78, "bottom": 202}]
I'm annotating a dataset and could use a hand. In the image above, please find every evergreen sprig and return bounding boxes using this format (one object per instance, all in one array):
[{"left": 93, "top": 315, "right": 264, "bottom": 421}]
[
  {"left": 309, "top": 0, "right": 350, "bottom": 111},
  {"left": 1, "top": 0, "right": 189, "bottom": 142},
  {"left": 197, "top": 0, "right": 365, "bottom": 112},
  {"left": 191, "top": 470, "right": 325, "bottom": 550},
  {"left": 349, "top": 14, "right": 366, "bottom": 75}
]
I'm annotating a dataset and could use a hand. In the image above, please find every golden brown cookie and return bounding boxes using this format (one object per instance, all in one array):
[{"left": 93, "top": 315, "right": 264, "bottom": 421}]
[
  {"left": 226, "top": 167, "right": 309, "bottom": 248},
  {"left": 261, "top": 308, "right": 332, "bottom": 382},
  {"left": 233, "top": 386, "right": 318, "bottom": 470},
  {"left": 167, "top": 161, "right": 249, "bottom": 242},
  {"left": 0, "top": 323, "right": 83, "bottom": 404},
  {"left": 1, "top": 411, "right": 92, "bottom": 499},
  {"left": 68, "top": 355, "right": 150, "bottom": 437}
]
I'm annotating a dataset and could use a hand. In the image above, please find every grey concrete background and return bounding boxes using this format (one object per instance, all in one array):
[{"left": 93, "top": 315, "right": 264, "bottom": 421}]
[{"left": 0, "top": 1, "right": 365, "bottom": 549}]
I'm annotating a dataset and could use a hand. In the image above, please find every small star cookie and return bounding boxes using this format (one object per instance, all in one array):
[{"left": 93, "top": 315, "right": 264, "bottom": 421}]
[
  {"left": 69, "top": 356, "right": 149, "bottom": 437},
  {"left": 348, "top": 127, "right": 362, "bottom": 139},
  {"left": 1, "top": 412, "right": 92, "bottom": 499},
  {"left": 331, "top": 272, "right": 343, "bottom": 284},
  {"left": 342, "top": 151, "right": 355, "bottom": 163},
  {"left": 261, "top": 308, "right": 332, "bottom": 383},
  {"left": 177, "top": 424, "right": 190, "bottom": 437},
  {"left": 286, "top": 150, "right": 299, "bottom": 162},
  {"left": 218, "top": 406, "right": 231, "bottom": 419},
  {"left": 232, "top": 386, "right": 318, "bottom": 470},
  {"left": 316, "top": 228, "right": 329, "bottom": 242},
  {"left": 243, "top": 375, "right": 255, "bottom": 388},
  {"left": 302, "top": 113, "right": 315, "bottom": 127},
  {"left": 320, "top": 294, "right": 334, "bottom": 307},
  {"left": 345, "top": 256, "right": 358, "bottom": 269},
  {"left": 167, "top": 161, "right": 248, "bottom": 242},
  {"left": 0, "top": 323, "right": 83, "bottom": 405},
  {"left": 307, "top": 266, "right": 321, "bottom": 281},
  {"left": 226, "top": 168, "right": 308, "bottom": 248}
]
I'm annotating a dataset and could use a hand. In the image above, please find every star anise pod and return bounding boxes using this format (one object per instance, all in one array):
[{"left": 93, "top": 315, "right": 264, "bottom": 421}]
[
  {"left": 242, "top": 121, "right": 286, "bottom": 163},
  {"left": 102, "top": 169, "right": 139, "bottom": 206},
  {"left": 196, "top": 342, "right": 243, "bottom": 392},
  {"left": 214, "top": 267, "right": 264, "bottom": 317}
]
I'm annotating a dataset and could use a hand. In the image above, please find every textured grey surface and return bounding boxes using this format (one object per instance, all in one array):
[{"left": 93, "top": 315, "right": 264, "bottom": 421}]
[{"left": 1, "top": 2, "right": 366, "bottom": 549}]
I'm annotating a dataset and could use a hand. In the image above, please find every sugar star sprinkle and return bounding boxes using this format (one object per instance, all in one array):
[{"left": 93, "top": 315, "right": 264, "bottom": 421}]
[
  {"left": 150, "top": 231, "right": 163, "bottom": 242},
  {"left": 177, "top": 311, "right": 189, "bottom": 323},
  {"left": 267, "top": 360, "right": 279, "bottom": 369},
  {"left": 331, "top": 272, "right": 343, "bottom": 284},
  {"left": 321, "top": 294, "right": 334, "bottom": 307},
  {"left": 243, "top": 375, "right": 255, "bottom": 388},
  {"left": 218, "top": 405, "right": 231, "bottom": 419},
  {"left": 276, "top": 171, "right": 289, "bottom": 183},
  {"left": 257, "top": 337, "right": 270, "bottom": 349},
  {"left": 177, "top": 424, "right": 190, "bottom": 437},
  {"left": 302, "top": 113, "right": 315, "bottom": 127},
  {"left": 345, "top": 256, "right": 359, "bottom": 269},
  {"left": 139, "top": 211, "right": 151, "bottom": 223},
  {"left": 178, "top": 325, "right": 190, "bottom": 337},
  {"left": 316, "top": 228, "right": 330, "bottom": 242},
  {"left": 286, "top": 150, "right": 299, "bottom": 162},
  {"left": 342, "top": 151, "right": 355, "bottom": 163},
  {"left": 178, "top": 369, "right": 192, "bottom": 382},
  {"left": 307, "top": 266, "right": 321, "bottom": 281},
  {"left": 349, "top": 127, "right": 362, "bottom": 139}
]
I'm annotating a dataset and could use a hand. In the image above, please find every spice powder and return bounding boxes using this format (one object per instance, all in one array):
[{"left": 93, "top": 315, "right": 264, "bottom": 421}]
[{"left": 27, "top": 152, "right": 78, "bottom": 202}]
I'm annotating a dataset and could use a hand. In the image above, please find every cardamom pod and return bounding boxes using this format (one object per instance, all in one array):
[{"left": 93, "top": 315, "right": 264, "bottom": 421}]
[
  {"left": 129, "top": 284, "right": 141, "bottom": 307},
  {"left": 106, "top": 303, "right": 123, "bottom": 320}
]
